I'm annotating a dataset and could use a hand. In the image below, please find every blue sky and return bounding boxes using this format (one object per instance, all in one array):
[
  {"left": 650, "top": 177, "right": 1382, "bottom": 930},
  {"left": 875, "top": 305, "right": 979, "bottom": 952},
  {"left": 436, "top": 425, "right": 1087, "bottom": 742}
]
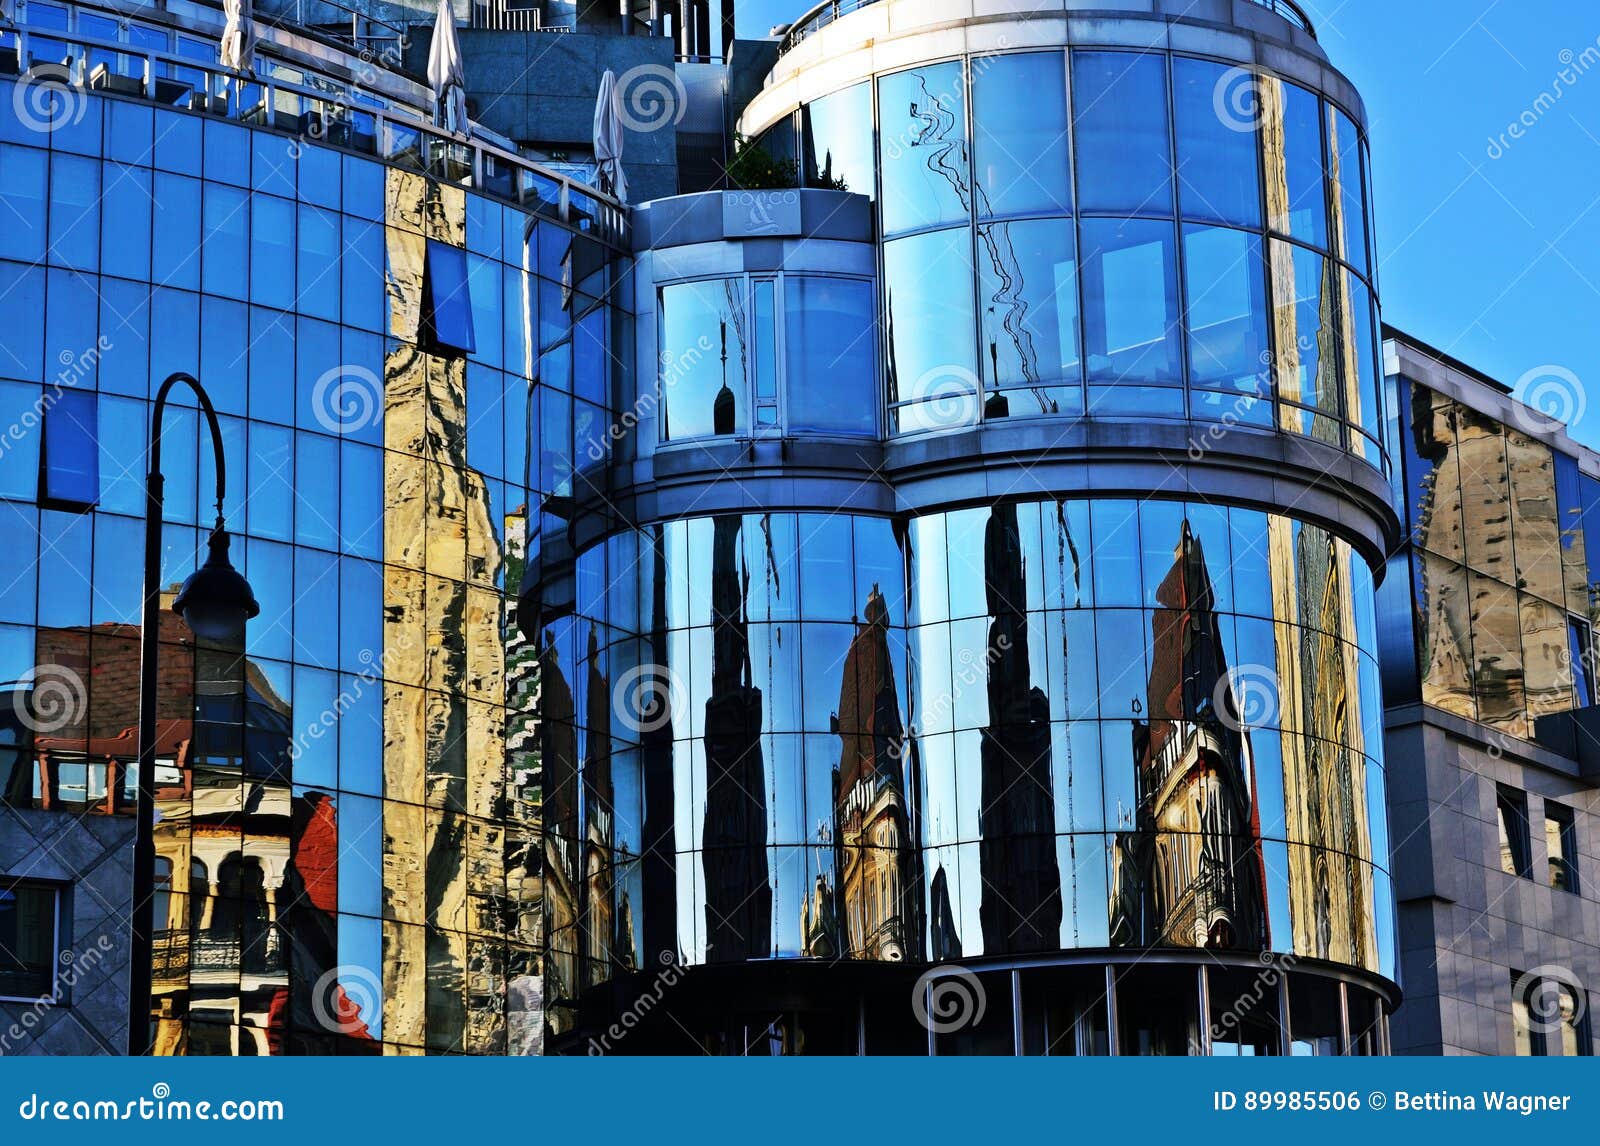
[{"left": 733, "top": 0, "right": 1600, "bottom": 449}]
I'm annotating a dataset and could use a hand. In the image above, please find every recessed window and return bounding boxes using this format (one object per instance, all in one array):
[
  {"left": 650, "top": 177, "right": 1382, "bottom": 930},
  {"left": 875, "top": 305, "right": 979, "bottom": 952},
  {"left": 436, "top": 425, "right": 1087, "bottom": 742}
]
[
  {"left": 1497, "top": 784, "right": 1533, "bottom": 879},
  {"left": 422, "top": 239, "right": 476, "bottom": 355},
  {"left": 1569, "top": 618, "right": 1595, "bottom": 707},
  {"left": 0, "top": 880, "right": 61, "bottom": 1001},
  {"left": 1546, "top": 802, "right": 1579, "bottom": 894},
  {"left": 39, "top": 388, "right": 99, "bottom": 510},
  {"left": 1513, "top": 970, "right": 1592, "bottom": 1056}
]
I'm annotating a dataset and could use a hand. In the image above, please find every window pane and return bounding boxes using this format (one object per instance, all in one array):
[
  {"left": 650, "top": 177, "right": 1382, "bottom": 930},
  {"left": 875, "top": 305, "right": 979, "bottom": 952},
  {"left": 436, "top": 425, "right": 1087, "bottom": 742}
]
[
  {"left": 1081, "top": 217, "right": 1180, "bottom": 387},
  {"left": 972, "top": 52, "right": 1070, "bottom": 219},
  {"left": 752, "top": 279, "right": 777, "bottom": 428},
  {"left": 660, "top": 279, "right": 745, "bottom": 441},
  {"left": 879, "top": 63, "right": 970, "bottom": 236},
  {"left": 1174, "top": 58, "right": 1263, "bottom": 228},
  {"left": 1184, "top": 224, "right": 1268, "bottom": 393},
  {"left": 1263, "top": 78, "right": 1328, "bottom": 249},
  {"left": 884, "top": 228, "right": 977, "bottom": 432},
  {"left": 1496, "top": 785, "right": 1531, "bottom": 878},
  {"left": 1340, "top": 269, "right": 1382, "bottom": 444},
  {"left": 1328, "top": 106, "right": 1369, "bottom": 275},
  {"left": 785, "top": 277, "right": 876, "bottom": 437},
  {"left": 424, "top": 239, "right": 477, "bottom": 354},
  {"left": 0, "top": 883, "right": 56, "bottom": 999},
  {"left": 977, "top": 218, "right": 1081, "bottom": 407},
  {"left": 1270, "top": 238, "right": 1340, "bottom": 432},
  {"left": 1073, "top": 51, "right": 1171, "bottom": 216},
  {"left": 41, "top": 389, "right": 99, "bottom": 507},
  {"left": 801, "top": 82, "right": 875, "bottom": 199}
]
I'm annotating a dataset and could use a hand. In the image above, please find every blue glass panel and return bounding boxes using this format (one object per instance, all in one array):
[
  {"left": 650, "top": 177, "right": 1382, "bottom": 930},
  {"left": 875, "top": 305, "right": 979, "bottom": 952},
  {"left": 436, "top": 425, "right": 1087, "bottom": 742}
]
[
  {"left": 1183, "top": 223, "right": 1269, "bottom": 394},
  {"left": 467, "top": 252, "right": 502, "bottom": 367},
  {"left": 43, "top": 268, "right": 97, "bottom": 387},
  {"left": 36, "top": 509, "right": 91, "bottom": 627},
  {"left": 1073, "top": 51, "right": 1172, "bottom": 216},
  {"left": 1330, "top": 106, "right": 1369, "bottom": 275},
  {"left": 1080, "top": 217, "right": 1181, "bottom": 387},
  {"left": 291, "top": 666, "right": 338, "bottom": 789},
  {"left": 97, "top": 279, "right": 150, "bottom": 398},
  {"left": 203, "top": 120, "right": 249, "bottom": 186},
  {"left": 503, "top": 263, "right": 532, "bottom": 377},
  {"left": 972, "top": 52, "right": 1070, "bottom": 220},
  {"left": 91, "top": 512, "right": 141, "bottom": 625},
  {"left": 879, "top": 62, "right": 969, "bottom": 236},
  {"left": 339, "top": 442, "right": 382, "bottom": 559},
  {"left": 884, "top": 228, "right": 978, "bottom": 432},
  {"left": 341, "top": 217, "right": 384, "bottom": 333},
  {"left": 0, "top": 144, "right": 46, "bottom": 263},
  {"left": 295, "top": 431, "right": 340, "bottom": 551},
  {"left": 338, "top": 558, "right": 382, "bottom": 671},
  {"left": 424, "top": 240, "right": 477, "bottom": 354},
  {"left": 1266, "top": 79, "right": 1328, "bottom": 249},
  {"left": 198, "top": 413, "right": 246, "bottom": 528},
  {"left": 46, "top": 91, "right": 101, "bottom": 158},
  {"left": 801, "top": 81, "right": 874, "bottom": 199},
  {"left": 0, "top": 262, "right": 44, "bottom": 380},
  {"left": 336, "top": 797, "right": 383, "bottom": 915},
  {"left": 153, "top": 110, "right": 201, "bottom": 176},
  {"left": 107, "top": 100, "right": 154, "bottom": 167},
  {"left": 250, "top": 131, "right": 298, "bottom": 197},
  {"left": 149, "top": 287, "right": 198, "bottom": 388},
  {"left": 245, "top": 538, "right": 293, "bottom": 662},
  {"left": 157, "top": 403, "right": 196, "bottom": 524},
  {"left": 248, "top": 307, "right": 294, "bottom": 425},
  {"left": 297, "top": 142, "right": 340, "bottom": 210},
  {"left": 467, "top": 194, "right": 503, "bottom": 262},
  {"left": 151, "top": 172, "right": 201, "bottom": 290},
  {"left": 0, "top": 501, "right": 37, "bottom": 624},
  {"left": 466, "top": 364, "right": 505, "bottom": 479},
  {"left": 100, "top": 164, "right": 153, "bottom": 282},
  {"left": 294, "top": 547, "right": 338, "bottom": 668},
  {"left": 0, "top": 382, "right": 41, "bottom": 499},
  {"left": 294, "top": 317, "right": 341, "bottom": 432},
  {"left": 48, "top": 153, "right": 99, "bottom": 271},
  {"left": 977, "top": 218, "right": 1081, "bottom": 406},
  {"left": 247, "top": 421, "right": 293, "bottom": 541},
  {"left": 95, "top": 394, "right": 142, "bottom": 514},
  {"left": 337, "top": 674, "right": 383, "bottom": 796},
  {"left": 249, "top": 193, "right": 295, "bottom": 309},
  {"left": 1173, "top": 57, "right": 1263, "bottom": 228},
  {"left": 785, "top": 276, "right": 877, "bottom": 435},
  {"left": 201, "top": 181, "right": 248, "bottom": 300},
  {"left": 297, "top": 205, "right": 340, "bottom": 321},
  {"left": 659, "top": 279, "right": 744, "bottom": 441},
  {"left": 342, "top": 154, "right": 383, "bottom": 218},
  {"left": 198, "top": 295, "right": 248, "bottom": 416}
]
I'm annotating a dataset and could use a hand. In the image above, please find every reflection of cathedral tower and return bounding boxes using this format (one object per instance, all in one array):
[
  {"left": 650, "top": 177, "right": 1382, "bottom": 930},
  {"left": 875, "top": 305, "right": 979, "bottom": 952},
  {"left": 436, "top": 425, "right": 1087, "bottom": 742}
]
[
  {"left": 538, "top": 637, "right": 580, "bottom": 1032},
  {"left": 832, "top": 587, "right": 916, "bottom": 961},
  {"left": 977, "top": 496, "right": 1061, "bottom": 954},
  {"left": 582, "top": 625, "right": 616, "bottom": 983},
  {"left": 1112, "top": 521, "right": 1265, "bottom": 951},
  {"left": 700, "top": 497, "right": 771, "bottom": 961}
]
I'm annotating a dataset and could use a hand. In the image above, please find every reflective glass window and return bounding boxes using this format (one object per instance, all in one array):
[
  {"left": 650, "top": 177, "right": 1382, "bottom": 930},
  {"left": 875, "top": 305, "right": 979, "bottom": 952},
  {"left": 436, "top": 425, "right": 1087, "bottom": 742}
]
[
  {"left": 152, "top": 172, "right": 201, "bottom": 291},
  {"left": 879, "top": 62, "right": 970, "bottom": 236},
  {"left": 101, "top": 165, "right": 153, "bottom": 283},
  {"left": 201, "top": 181, "right": 248, "bottom": 300},
  {"left": 1183, "top": 224, "right": 1268, "bottom": 394},
  {"left": 660, "top": 279, "right": 744, "bottom": 441},
  {"left": 785, "top": 277, "right": 876, "bottom": 436},
  {"left": 422, "top": 239, "right": 477, "bottom": 355},
  {"left": 0, "top": 882, "right": 58, "bottom": 1000},
  {"left": 1341, "top": 270, "right": 1382, "bottom": 445},
  {"left": 1496, "top": 784, "right": 1532, "bottom": 878},
  {"left": 1270, "top": 238, "right": 1341, "bottom": 430},
  {"left": 801, "top": 82, "right": 874, "bottom": 198},
  {"left": 1080, "top": 217, "right": 1181, "bottom": 388},
  {"left": 249, "top": 193, "right": 295, "bottom": 309},
  {"left": 1263, "top": 78, "right": 1328, "bottom": 249},
  {"left": 1546, "top": 800, "right": 1579, "bottom": 893},
  {"left": 39, "top": 388, "right": 98, "bottom": 508},
  {"left": 1072, "top": 51, "right": 1171, "bottom": 216},
  {"left": 47, "top": 153, "right": 99, "bottom": 272},
  {"left": 1173, "top": 58, "right": 1263, "bottom": 228},
  {"left": 972, "top": 52, "right": 1071, "bottom": 219},
  {"left": 1328, "top": 106, "right": 1369, "bottom": 276},
  {"left": 885, "top": 228, "right": 978, "bottom": 432},
  {"left": 978, "top": 218, "right": 1082, "bottom": 411}
]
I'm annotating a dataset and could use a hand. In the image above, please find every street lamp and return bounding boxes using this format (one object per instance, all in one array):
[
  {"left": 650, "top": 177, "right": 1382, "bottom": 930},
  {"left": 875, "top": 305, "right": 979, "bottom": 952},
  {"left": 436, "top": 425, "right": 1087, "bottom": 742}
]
[{"left": 128, "top": 372, "right": 258, "bottom": 1056}]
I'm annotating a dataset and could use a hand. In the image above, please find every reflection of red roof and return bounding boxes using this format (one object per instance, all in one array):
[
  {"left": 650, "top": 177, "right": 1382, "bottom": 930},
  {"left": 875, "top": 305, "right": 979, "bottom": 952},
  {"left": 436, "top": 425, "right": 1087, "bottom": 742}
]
[{"left": 294, "top": 792, "right": 340, "bottom": 916}]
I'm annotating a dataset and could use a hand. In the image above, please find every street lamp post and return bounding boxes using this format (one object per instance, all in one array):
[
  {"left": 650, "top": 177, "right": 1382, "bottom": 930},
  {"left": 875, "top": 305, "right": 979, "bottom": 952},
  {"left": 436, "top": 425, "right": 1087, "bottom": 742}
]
[{"left": 128, "top": 372, "right": 259, "bottom": 1056}]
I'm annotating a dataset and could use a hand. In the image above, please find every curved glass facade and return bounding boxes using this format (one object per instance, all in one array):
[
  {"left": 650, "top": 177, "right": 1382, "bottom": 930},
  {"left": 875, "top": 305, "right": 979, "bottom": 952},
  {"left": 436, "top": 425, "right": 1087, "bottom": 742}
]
[
  {"left": 0, "top": 79, "right": 630, "bottom": 1054},
  {"left": 759, "top": 49, "right": 1384, "bottom": 461},
  {"left": 542, "top": 497, "right": 1394, "bottom": 1022}
]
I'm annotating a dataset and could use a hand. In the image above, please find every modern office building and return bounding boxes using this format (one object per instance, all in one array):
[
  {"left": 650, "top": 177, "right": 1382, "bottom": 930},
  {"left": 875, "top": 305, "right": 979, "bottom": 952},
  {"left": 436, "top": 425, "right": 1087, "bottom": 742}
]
[{"left": 0, "top": 0, "right": 1593, "bottom": 1057}]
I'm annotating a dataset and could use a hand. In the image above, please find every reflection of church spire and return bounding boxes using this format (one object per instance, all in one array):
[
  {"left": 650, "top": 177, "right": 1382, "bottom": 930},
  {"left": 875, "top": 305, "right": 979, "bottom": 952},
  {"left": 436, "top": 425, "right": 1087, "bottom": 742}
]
[
  {"left": 977, "top": 502, "right": 1062, "bottom": 954},
  {"left": 701, "top": 510, "right": 770, "bottom": 961}
]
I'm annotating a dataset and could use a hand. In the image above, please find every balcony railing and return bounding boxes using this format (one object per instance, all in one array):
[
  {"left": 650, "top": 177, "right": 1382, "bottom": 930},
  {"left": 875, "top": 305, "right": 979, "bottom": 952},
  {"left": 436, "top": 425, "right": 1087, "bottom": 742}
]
[
  {"left": 0, "top": 0, "right": 628, "bottom": 246},
  {"left": 777, "top": 0, "right": 1315, "bottom": 56}
]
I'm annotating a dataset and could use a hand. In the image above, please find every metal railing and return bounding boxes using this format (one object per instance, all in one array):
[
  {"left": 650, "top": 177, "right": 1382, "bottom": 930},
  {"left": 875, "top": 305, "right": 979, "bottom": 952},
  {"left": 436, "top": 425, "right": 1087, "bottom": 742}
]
[
  {"left": 777, "top": 0, "right": 1315, "bottom": 56},
  {"left": 470, "top": 0, "right": 542, "bottom": 33},
  {"left": 0, "top": 7, "right": 629, "bottom": 246}
]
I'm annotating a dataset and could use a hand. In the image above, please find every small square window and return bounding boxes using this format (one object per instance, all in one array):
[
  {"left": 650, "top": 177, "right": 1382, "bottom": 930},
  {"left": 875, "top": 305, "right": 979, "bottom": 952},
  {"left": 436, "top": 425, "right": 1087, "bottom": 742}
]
[
  {"left": 0, "top": 880, "right": 61, "bottom": 1001},
  {"left": 422, "top": 239, "right": 476, "bottom": 355},
  {"left": 38, "top": 389, "right": 99, "bottom": 510},
  {"left": 1546, "top": 803, "right": 1580, "bottom": 894},
  {"left": 1497, "top": 784, "right": 1532, "bottom": 879}
]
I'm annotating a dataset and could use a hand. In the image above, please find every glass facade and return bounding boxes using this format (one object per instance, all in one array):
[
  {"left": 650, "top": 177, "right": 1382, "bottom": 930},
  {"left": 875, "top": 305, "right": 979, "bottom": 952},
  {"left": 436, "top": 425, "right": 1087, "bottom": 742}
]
[
  {"left": 0, "top": 79, "right": 631, "bottom": 1054},
  {"left": 1387, "top": 379, "right": 1599, "bottom": 739},
  {"left": 761, "top": 49, "right": 1383, "bottom": 459},
  {"left": 541, "top": 497, "right": 1394, "bottom": 1038}
]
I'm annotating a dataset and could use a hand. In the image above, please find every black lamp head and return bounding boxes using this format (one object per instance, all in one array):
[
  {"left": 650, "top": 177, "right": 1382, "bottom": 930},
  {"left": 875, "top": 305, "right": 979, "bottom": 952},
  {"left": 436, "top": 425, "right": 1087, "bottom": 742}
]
[{"left": 173, "top": 526, "right": 259, "bottom": 642}]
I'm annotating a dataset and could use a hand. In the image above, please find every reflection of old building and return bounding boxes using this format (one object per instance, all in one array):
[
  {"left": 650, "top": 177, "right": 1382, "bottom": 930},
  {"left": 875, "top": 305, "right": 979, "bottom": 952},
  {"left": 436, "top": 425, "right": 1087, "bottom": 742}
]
[{"left": 1112, "top": 522, "right": 1265, "bottom": 952}]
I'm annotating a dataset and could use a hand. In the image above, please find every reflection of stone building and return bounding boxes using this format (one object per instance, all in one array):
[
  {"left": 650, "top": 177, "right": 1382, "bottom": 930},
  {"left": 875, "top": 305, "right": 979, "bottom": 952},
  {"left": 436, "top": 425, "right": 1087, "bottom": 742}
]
[
  {"left": 1112, "top": 522, "right": 1265, "bottom": 951},
  {"left": 977, "top": 492, "right": 1061, "bottom": 954},
  {"left": 832, "top": 588, "right": 916, "bottom": 961}
]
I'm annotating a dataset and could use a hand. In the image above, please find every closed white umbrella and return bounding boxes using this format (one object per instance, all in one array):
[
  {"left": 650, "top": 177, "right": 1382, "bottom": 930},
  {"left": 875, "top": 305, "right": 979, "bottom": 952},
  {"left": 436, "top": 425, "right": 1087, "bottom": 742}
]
[
  {"left": 428, "top": 0, "right": 468, "bottom": 135},
  {"left": 220, "top": 0, "right": 257, "bottom": 75},
  {"left": 594, "top": 68, "right": 628, "bottom": 203}
]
